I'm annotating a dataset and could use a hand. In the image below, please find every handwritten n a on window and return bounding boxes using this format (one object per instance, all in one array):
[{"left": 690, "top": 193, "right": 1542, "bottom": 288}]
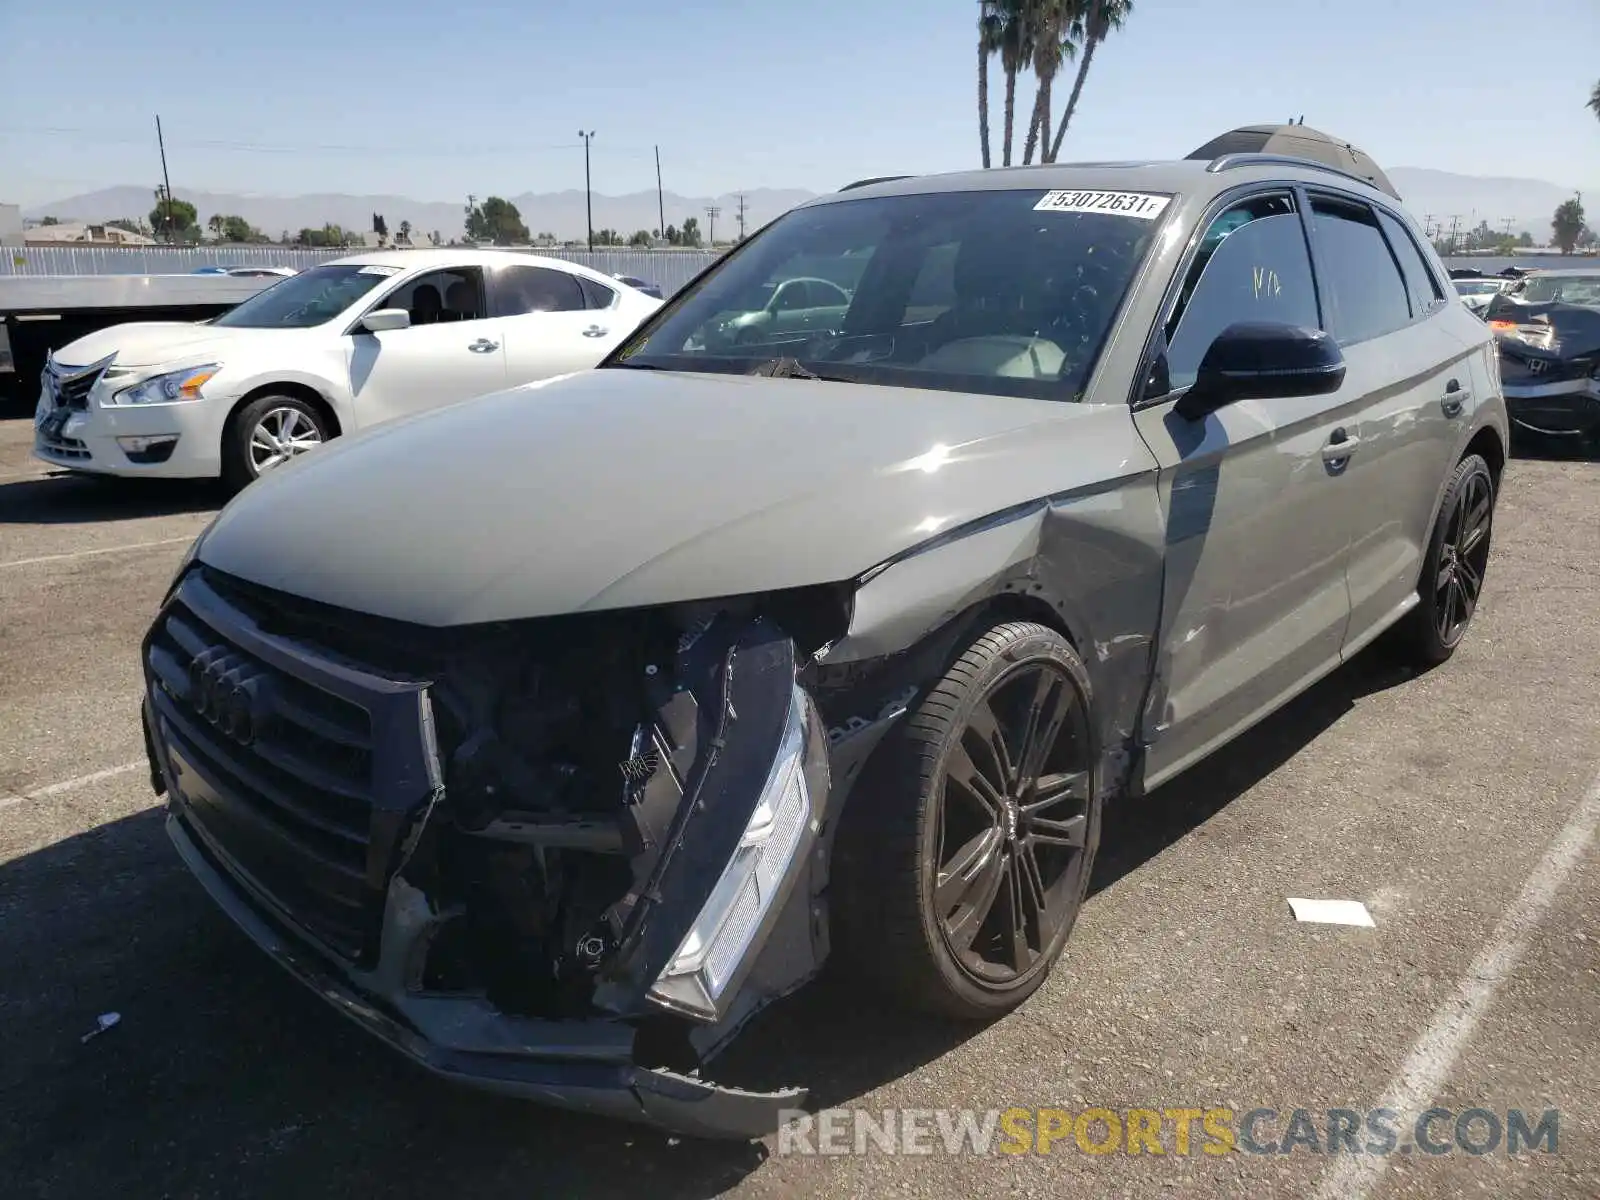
[{"left": 1253, "top": 265, "right": 1283, "bottom": 299}]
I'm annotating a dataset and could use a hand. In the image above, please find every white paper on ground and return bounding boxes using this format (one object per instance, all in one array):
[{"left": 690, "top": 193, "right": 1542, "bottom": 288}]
[{"left": 1287, "top": 898, "right": 1376, "bottom": 927}]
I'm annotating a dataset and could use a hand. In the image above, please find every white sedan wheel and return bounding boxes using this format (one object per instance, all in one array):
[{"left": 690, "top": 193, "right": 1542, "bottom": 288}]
[{"left": 248, "top": 405, "right": 325, "bottom": 475}]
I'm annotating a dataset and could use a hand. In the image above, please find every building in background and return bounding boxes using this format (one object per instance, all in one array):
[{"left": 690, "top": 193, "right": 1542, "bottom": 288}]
[{"left": 23, "top": 221, "right": 157, "bottom": 247}]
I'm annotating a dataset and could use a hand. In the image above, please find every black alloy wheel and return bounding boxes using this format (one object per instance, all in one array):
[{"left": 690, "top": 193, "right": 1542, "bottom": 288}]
[
  {"left": 832, "top": 621, "right": 1102, "bottom": 1019},
  {"left": 1386, "top": 453, "right": 1496, "bottom": 667},
  {"left": 933, "top": 658, "right": 1092, "bottom": 988},
  {"left": 1433, "top": 464, "right": 1493, "bottom": 650}
]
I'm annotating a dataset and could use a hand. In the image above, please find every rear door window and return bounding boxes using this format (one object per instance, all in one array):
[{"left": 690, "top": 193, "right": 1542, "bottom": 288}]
[
  {"left": 1309, "top": 197, "right": 1413, "bottom": 344},
  {"left": 491, "top": 265, "right": 587, "bottom": 315}
]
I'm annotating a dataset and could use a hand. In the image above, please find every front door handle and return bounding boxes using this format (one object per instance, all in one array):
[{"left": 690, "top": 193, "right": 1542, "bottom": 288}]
[
  {"left": 1322, "top": 427, "right": 1361, "bottom": 468},
  {"left": 468, "top": 339, "right": 499, "bottom": 353},
  {"left": 1442, "top": 377, "right": 1466, "bottom": 417},
  {"left": 581, "top": 325, "right": 609, "bottom": 338}
]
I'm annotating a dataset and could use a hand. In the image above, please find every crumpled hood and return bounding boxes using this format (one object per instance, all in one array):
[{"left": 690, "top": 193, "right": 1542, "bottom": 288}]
[
  {"left": 57, "top": 321, "right": 269, "bottom": 370},
  {"left": 199, "top": 368, "right": 1096, "bottom": 626}
]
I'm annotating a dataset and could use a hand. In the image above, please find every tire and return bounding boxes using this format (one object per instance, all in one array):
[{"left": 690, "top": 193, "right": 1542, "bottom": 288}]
[
  {"left": 222, "top": 394, "right": 332, "bottom": 494},
  {"left": 831, "top": 621, "right": 1101, "bottom": 1020},
  {"left": 1385, "top": 453, "right": 1496, "bottom": 667}
]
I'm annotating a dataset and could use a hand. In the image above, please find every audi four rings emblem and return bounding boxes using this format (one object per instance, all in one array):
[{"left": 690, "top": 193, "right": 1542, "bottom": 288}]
[{"left": 188, "top": 651, "right": 271, "bottom": 745}]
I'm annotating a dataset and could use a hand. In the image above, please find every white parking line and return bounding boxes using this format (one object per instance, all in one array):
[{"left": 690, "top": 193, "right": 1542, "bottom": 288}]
[
  {"left": 0, "top": 536, "right": 192, "bottom": 570},
  {"left": 0, "top": 760, "right": 146, "bottom": 811},
  {"left": 1313, "top": 764, "right": 1600, "bottom": 1200}
]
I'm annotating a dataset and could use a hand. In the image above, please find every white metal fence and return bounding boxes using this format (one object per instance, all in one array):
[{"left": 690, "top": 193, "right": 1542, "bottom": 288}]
[{"left": 1, "top": 245, "right": 723, "bottom": 295}]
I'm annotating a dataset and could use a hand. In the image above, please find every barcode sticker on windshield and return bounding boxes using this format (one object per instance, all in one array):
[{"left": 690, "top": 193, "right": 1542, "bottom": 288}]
[
  {"left": 357, "top": 265, "right": 401, "bottom": 276},
  {"left": 1034, "top": 190, "right": 1171, "bottom": 219}
]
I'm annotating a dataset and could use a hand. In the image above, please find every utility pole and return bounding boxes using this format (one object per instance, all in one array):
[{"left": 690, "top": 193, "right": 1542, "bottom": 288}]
[
  {"left": 155, "top": 115, "right": 175, "bottom": 244},
  {"left": 735, "top": 193, "right": 747, "bottom": 242},
  {"left": 705, "top": 204, "right": 720, "bottom": 248},
  {"left": 1445, "top": 214, "right": 1463, "bottom": 256},
  {"left": 577, "top": 131, "right": 596, "bottom": 252},
  {"left": 654, "top": 145, "right": 665, "bottom": 244}
]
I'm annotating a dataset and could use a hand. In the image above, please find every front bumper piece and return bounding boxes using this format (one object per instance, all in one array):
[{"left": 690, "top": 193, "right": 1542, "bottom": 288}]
[
  {"left": 1502, "top": 377, "right": 1600, "bottom": 440},
  {"left": 163, "top": 802, "right": 803, "bottom": 1137},
  {"left": 140, "top": 571, "right": 828, "bottom": 1139}
]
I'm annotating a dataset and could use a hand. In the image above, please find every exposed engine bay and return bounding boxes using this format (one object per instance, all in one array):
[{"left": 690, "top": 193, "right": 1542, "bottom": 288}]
[{"left": 220, "top": 577, "right": 871, "bottom": 1036}]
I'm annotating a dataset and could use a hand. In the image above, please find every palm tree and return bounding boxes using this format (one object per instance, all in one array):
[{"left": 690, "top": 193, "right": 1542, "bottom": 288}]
[
  {"left": 1589, "top": 79, "right": 1600, "bottom": 123},
  {"left": 988, "top": 0, "right": 1036, "bottom": 167},
  {"left": 978, "top": 3, "right": 1004, "bottom": 167},
  {"left": 398, "top": 219, "right": 412, "bottom": 245},
  {"left": 1023, "top": 0, "right": 1076, "bottom": 164},
  {"left": 207, "top": 214, "right": 224, "bottom": 241},
  {"left": 1047, "top": 0, "right": 1133, "bottom": 164}
]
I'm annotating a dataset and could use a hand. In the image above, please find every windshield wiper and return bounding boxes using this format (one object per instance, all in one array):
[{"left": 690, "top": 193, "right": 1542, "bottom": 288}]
[{"left": 747, "top": 357, "right": 839, "bottom": 380}]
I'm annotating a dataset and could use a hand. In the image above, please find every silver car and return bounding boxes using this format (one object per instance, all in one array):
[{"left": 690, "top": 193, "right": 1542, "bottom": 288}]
[{"left": 141, "top": 144, "right": 1508, "bottom": 1138}]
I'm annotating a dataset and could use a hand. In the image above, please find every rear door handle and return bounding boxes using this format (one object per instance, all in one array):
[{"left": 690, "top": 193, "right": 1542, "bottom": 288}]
[
  {"left": 468, "top": 339, "right": 499, "bottom": 353},
  {"left": 581, "top": 325, "right": 609, "bottom": 338},
  {"left": 1322, "top": 427, "right": 1361, "bottom": 468},
  {"left": 1442, "top": 377, "right": 1466, "bottom": 417}
]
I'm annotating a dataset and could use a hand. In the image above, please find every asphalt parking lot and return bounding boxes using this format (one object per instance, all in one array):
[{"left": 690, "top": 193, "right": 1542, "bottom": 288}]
[{"left": 2, "top": 414, "right": 1597, "bottom": 1199}]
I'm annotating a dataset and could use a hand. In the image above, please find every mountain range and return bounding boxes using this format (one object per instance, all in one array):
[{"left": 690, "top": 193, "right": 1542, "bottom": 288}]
[{"left": 23, "top": 168, "right": 1594, "bottom": 242}]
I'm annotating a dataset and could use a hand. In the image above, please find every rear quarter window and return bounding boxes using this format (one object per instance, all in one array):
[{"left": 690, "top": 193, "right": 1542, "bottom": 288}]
[{"left": 579, "top": 276, "right": 618, "bottom": 309}]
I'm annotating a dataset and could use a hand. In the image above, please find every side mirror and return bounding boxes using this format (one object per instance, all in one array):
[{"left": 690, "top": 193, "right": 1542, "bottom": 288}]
[
  {"left": 360, "top": 308, "right": 410, "bottom": 333},
  {"left": 1175, "top": 321, "right": 1345, "bottom": 421}
]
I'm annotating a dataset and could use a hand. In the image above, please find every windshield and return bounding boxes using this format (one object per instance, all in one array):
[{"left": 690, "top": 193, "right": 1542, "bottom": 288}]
[
  {"left": 1518, "top": 274, "right": 1600, "bottom": 306},
  {"left": 1453, "top": 280, "right": 1503, "bottom": 296},
  {"left": 213, "top": 263, "right": 397, "bottom": 329},
  {"left": 612, "top": 187, "right": 1168, "bottom": 401}
]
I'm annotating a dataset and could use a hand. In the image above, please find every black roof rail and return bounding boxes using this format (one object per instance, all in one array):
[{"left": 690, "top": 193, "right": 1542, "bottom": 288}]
[
  {"left": 1205, "top": 152, "right": 1390, "bottom": 194},
  {"left": 839, "top": 175, "right": 914, "bottom": 192}
]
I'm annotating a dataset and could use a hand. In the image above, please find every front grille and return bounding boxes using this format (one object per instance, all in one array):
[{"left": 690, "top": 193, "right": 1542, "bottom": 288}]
[
  {"left": 45, "top": 355, "right": 113, "bottom": 411},
  {"left": 146, "top": 570, "right": 440, "bottom": 962}
]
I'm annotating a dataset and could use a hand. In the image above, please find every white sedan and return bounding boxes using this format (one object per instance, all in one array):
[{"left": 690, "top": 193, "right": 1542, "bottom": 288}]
[
  {"left": 33, "top": 249, "right": 661, "bottom": 491},
  {"left": 1452, "top": 276, "right": 1512, "bottom": 315}
]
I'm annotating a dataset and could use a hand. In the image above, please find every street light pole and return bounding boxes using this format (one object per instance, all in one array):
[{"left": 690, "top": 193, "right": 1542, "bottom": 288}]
[{"left": 577, "top": 130, "right": 595, "bottom": 252}]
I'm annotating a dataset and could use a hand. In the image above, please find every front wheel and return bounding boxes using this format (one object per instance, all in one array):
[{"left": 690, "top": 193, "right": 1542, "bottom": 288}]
[
  {"left": 222, "top": 395, "right": 331, "bottom": 493},
  {"left": 832, "top": 621, "right": 1101, "bottom": 1020}
]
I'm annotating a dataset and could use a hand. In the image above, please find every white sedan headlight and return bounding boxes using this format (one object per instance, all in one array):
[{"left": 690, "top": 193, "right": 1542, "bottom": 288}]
[
  {"left": 648, "top": 685, "right": 815, "bottom": 1019},
  {"left": 105, "top": 363, "right": 220, "bottom": 407}
]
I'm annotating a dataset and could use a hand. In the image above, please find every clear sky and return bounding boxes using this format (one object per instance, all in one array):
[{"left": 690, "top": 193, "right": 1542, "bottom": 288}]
[{"left": 2, "top": 0, "right": 1597, "bottom": 207}]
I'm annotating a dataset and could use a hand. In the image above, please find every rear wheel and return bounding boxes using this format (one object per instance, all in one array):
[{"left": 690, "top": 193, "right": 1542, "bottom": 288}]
[
  {"left": 222, "top": 394, "right": 331, "bottom": 493},
  {"left": 1386, "top": 453, "right": 1495, "bottom": 666},
  {"left": 832, "top": 621, "right": 1100, "bottom": 1019}
]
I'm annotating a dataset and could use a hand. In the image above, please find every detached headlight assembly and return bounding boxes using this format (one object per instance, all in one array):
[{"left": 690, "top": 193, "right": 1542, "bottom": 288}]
[
  {"left": 648, "top": 685, "right": 815, "bottom": 1020},
  {"left": 106, "top": 363, "right": 219, "bottom": 406}
]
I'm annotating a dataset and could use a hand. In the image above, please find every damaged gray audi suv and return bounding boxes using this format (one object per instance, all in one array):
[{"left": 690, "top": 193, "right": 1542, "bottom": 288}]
[{"left": 141, "top": 127, "right": 1508, "bottom": 1138}]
